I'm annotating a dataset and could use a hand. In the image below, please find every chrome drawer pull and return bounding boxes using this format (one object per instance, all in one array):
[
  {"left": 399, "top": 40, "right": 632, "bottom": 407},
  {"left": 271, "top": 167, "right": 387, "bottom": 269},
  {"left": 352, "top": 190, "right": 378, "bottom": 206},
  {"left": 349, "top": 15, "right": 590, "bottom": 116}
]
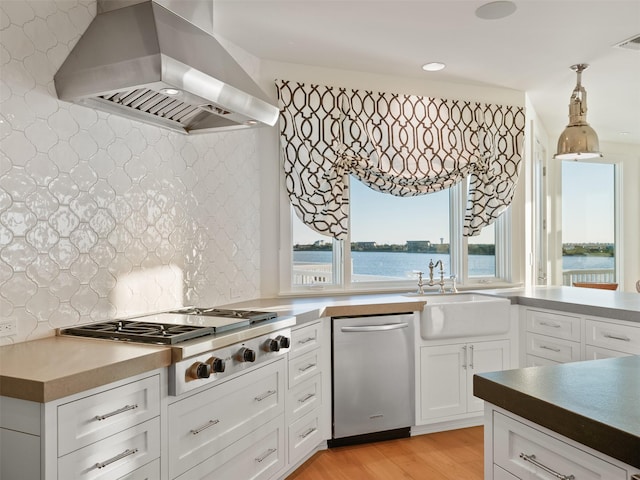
[
  {"left": 299, "top": 363, "right": 316, "bottom": 372},
  {"left": 520, "top": 453, "right": 575, "bottom": 480},
  {"left": 95, "top": 404, "right": 138, "bottom": 421},
  {"left": 255, "top": 448, "right": 277, "bottom": 463},
  {"left": 190, "top": 419, "right": 219, "bottom": 435},
  {"left": 604, "top": 333, "right": 631, "bottom": 342},
  {"left": 299, "top": 393, "right": 316, "bottom": 403},
  {"left": 95, "top": 448, "right": 138, "bottom": 469},
  {"left": 540, "top": 321, "right": 561, "bottom": 328},
  {"left": 540, "top": 345, "right": 561, "bottom": 353},
  {"left": 469, "top": 345, "right": 474, "bottom": 369},
  {"left": 255, "top": 390, "right": 277, "bottom": 402},
  {"left": 298, "top": 337, "right": 315, "bottom": 344},
  {"left": 300, "top": 427, "right": 317, "bottom": 439}
]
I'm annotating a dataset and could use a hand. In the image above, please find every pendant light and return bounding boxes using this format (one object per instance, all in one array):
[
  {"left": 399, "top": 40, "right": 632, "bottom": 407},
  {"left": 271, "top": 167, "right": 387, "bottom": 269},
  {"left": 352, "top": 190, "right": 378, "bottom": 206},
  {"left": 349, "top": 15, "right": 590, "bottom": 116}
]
[{"left": 554, "top": 64, "right": 602, "bottom": 160}]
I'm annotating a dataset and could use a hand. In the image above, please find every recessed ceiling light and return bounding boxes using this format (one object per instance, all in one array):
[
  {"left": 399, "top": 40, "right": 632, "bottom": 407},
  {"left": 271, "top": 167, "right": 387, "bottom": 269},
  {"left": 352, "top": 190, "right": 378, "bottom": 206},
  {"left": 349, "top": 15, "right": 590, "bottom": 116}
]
[
  {"left": 475, "top": 1, "right": 517, "bottom": 20},
  {"left": 422, "top": 62, "right": 446, "bottom": 72},
  {"left": 160, "top": 88, "right": 182, "bottom": 96}
]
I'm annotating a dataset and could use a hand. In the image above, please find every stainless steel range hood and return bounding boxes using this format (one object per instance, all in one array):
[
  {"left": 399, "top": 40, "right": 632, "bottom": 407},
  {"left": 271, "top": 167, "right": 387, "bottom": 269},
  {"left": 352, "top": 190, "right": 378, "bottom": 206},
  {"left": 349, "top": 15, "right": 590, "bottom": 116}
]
[{"left": 54, "top": 0, "right": 279, "bottom": 134}]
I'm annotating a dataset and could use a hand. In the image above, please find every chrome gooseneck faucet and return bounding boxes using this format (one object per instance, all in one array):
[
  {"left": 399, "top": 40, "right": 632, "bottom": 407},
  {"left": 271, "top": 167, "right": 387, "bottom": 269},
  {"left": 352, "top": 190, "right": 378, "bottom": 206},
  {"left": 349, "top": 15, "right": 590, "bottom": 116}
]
[{"left": 428, "top": 259, "right": 446, "bottom": 293}]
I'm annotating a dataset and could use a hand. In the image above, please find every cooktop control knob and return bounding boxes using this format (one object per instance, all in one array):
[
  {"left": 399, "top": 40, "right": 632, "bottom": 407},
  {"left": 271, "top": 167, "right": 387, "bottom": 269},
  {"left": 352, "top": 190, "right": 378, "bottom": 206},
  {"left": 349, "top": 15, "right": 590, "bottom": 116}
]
[
  {"left": 238, "top": 347, "right": 256, "bottom": 362},
  {"left": 207, "top": 356, "right": 226, "bottom": 373},
  {"left": 268, "top": 338, "right": 281, "bottom": 352},
  {"left": 188, "top": 361, "right": 211, "bottom": 380},
  {"left": 276, "top": 335, "right": 290, "bottom": 349}
]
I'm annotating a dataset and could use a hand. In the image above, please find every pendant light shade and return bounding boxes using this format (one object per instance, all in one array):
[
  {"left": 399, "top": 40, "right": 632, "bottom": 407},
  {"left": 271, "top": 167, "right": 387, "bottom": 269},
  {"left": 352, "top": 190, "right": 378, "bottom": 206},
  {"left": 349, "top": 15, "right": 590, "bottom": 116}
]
[{"left": 554, "top": 64, "right": 602, "bottom": 160}]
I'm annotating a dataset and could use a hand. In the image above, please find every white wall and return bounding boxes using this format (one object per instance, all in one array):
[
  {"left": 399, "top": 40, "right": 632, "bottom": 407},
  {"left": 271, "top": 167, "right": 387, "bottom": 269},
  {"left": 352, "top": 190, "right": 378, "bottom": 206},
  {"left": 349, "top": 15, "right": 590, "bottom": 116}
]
[{"left": 0, "top": 0, "right": 265, "bottom": 343}]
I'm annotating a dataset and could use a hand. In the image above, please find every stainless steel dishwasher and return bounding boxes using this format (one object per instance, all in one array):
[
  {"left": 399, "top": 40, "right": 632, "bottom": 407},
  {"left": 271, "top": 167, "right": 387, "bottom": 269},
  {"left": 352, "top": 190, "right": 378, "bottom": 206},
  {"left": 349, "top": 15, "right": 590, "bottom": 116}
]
[{"left": 330, "top": 313, "right": 415, "bottom": 447}]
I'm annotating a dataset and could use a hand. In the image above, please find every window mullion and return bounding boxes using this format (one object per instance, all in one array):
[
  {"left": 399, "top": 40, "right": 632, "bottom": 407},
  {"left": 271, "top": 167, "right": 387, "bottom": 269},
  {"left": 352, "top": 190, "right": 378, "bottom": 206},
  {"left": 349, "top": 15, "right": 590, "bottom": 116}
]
[{"left": 450, "top": 183, "right": 466, "bottom": 283}]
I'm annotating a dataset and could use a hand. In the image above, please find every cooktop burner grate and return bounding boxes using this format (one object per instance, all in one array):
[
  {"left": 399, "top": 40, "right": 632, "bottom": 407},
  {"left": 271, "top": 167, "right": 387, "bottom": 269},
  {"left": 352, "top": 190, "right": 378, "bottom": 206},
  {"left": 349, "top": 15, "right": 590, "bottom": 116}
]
[
  {"left": 171, "top": 308, "right": 277, "bottom": 323},
  {"left": 63, "top": 320, "right": 216, "bottom": 345}
]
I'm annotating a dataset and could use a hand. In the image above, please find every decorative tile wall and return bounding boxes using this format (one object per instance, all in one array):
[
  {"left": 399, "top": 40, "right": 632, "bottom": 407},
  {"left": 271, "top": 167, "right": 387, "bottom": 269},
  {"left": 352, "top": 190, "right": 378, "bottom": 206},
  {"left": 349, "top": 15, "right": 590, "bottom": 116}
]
[{"left": 0, "top": 0, "right": 263, "bottom": 344}]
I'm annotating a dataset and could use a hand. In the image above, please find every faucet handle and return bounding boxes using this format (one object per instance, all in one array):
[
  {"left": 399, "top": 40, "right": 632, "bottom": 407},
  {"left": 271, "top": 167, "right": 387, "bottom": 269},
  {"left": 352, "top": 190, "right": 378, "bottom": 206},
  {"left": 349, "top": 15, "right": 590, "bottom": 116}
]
[{"left": 449, "top": 275, "right": 458, "bottom": 293}]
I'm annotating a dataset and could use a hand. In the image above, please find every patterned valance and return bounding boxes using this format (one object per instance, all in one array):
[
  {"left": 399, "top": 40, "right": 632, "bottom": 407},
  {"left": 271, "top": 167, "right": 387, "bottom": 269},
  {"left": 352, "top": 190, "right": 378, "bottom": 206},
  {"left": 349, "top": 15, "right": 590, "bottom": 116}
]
[{"left": 276, "top": 80, "right": 525, "bottom": 239}]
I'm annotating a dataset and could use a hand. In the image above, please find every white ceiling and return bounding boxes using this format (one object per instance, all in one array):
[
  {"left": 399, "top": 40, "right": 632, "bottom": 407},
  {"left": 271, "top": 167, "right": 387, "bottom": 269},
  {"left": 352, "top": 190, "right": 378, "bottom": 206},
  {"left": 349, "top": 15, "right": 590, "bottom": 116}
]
[{"left": 213, "top": 0, "right": 640, "bottom": 147}]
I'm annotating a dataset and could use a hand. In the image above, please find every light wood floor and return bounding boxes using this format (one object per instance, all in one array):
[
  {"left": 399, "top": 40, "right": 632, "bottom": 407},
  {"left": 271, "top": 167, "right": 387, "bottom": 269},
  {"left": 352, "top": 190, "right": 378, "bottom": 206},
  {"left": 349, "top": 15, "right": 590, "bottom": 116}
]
[{"left": 287, "top": 427, "right": 484, "bottom": 480}]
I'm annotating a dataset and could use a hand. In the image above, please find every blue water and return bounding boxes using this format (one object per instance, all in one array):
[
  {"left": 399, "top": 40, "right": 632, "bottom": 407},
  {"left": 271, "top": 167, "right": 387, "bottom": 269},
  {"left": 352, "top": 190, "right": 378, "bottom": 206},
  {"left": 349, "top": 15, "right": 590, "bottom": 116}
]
[{"left": 293, "top": 250, "right": 614, "bottom": 280}]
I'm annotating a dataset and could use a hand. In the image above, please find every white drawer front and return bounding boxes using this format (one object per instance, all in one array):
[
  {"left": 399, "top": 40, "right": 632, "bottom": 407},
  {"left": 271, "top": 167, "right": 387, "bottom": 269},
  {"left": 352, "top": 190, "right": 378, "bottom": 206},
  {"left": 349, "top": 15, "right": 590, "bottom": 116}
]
[
  {"left": 526, "top": 333, "right": 580, "bottom": 363},
  {"left": 168, "top": 358, "right": 284, "bottom": 479},
  {"left": 58, "top": 374, "right": 160, "bottom": 456},
  {"left": 493, "top": 464, "right": 519, "bottom": 480},
  {"left": 289, "top": 349, "right": 321, "bottom": 388},
  {"left": 288, "top": 409, "right": 322, "bottom": 467},
  {"left": 175, "top": 416, "right": 285, "bottom": 480},
  {"left": 585, "top": 319, "right": 640, "bottom": 355},
  {"left": 494, "top": 412, "right": 626, "bottom": 480},
  {"left": 584, "top": 345, "right": 632, "bottom": 360},
  {"left": 117, "top": 459, "right": 159, "bottom": 480},
  {"left": 525, "top": 354, "right": 561, "bottom": 367},
  {"left": 58, "top": 418, "right": 160, "bottom": 480},
  {"left": 526, "top": 309, "right": 581, "bottom": 341},
  {"left": 288, "top": 373, "right": 322, "bottom": 422},
  {"left": 290, "top": 322, "right": 322, "bottom": 357}
]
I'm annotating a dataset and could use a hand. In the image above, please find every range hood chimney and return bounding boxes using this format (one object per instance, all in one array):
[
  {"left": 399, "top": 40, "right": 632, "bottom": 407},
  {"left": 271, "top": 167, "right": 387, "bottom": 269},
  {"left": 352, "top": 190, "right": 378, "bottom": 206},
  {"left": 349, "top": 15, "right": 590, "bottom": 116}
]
[{"left": 54, "top": 0, "right": 279, "bottom": 134}]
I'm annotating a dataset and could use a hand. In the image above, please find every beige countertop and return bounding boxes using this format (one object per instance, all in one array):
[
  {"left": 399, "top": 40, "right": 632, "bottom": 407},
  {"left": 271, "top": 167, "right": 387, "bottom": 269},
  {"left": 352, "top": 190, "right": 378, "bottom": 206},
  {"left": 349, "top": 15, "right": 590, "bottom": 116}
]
[
  {"left": 2, "top": 287, "right": 638, "bottom": 403},
  {"left": 0, "top": 336, "right": 171, "bottom": 402}
]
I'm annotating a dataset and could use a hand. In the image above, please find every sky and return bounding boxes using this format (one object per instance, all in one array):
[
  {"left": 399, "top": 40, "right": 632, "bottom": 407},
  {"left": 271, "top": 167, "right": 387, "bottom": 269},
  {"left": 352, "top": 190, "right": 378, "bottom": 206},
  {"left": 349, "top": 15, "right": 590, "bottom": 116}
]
[
  {"left": 293, "top": 162, "right": 616, "bottom": 245},
  {"left": 561, "top": 162, "right": 615, "bottom": 244}
]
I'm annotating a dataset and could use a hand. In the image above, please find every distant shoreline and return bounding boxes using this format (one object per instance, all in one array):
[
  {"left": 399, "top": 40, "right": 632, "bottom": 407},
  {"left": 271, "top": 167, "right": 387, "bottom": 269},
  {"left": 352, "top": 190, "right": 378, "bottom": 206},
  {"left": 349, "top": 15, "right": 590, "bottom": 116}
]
[{"left": 293, "top": 243, "right": 614, "bottom": 257}]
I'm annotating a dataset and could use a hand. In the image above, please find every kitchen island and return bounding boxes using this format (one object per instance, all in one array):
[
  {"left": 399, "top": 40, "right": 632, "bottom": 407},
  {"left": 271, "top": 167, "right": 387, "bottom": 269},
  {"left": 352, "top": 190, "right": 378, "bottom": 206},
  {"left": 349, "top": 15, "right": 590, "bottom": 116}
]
[{"left": 474, "top": 355, "right": 640, "bottom": 478}]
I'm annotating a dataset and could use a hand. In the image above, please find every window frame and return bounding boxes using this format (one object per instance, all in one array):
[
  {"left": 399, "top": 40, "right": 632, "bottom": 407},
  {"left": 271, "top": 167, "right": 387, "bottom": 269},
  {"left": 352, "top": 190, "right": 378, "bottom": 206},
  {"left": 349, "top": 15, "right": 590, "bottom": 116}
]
[{"left": 281, "top": 176, "right": 512, "bottom": 295}]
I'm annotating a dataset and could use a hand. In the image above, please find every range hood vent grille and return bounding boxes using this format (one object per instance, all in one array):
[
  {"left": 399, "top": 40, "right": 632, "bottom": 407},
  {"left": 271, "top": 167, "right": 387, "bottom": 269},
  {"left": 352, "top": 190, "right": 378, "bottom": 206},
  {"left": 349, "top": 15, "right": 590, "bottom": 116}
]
[{"left": 101, "top": 89, "right": 203, "bottom": 125}]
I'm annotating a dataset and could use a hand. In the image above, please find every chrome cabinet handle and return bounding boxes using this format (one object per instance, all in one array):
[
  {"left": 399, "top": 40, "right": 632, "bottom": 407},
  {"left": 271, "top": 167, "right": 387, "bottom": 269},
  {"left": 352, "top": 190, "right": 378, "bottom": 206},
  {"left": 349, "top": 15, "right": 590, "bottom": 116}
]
[
  {"left": 462, "top": 345, "right": 467, "bottom": 369},
  {"left": 299, "top": 393, "right": 316, "bottom": 404},
  {"left": 95, "top": 404, "right": 138, "bottom": 421},
  {"left": 300, "top": 427, "right": 317, "bottom": 439},
  {"left": 604, "top": 333, "right": 631, "bottom": 342},
  {"left": 341, "top": 323, "right": 408, "bottom": 332},
  {"left": 469, "top": 345, "right": 474, "bottom": 369},
  {"left": 540, "top": 321, "right": 561, "bottom": 328},
  {"left": 190, "top": 419, "right": 219, "bottom": 435},
  {"left": 95, "top": 448, "right": 138, "bottom": 469},
  {"left": 519, "top": 453, "right": 575, "bottom": 480},
  {"left": 299, "top": 363, "right": 316, "bottom": 372},
  {"left": 255, "top": 448, "right": 276, "bottom": 463},
  {"left": 255, "top": 390, "right": 276, "bottom": 402},
  {"left": 540, "top": 345, "right": 561, "bottom": 353},
  {"left": 298, "top": 336, "right": 315, "bottom": 344}
]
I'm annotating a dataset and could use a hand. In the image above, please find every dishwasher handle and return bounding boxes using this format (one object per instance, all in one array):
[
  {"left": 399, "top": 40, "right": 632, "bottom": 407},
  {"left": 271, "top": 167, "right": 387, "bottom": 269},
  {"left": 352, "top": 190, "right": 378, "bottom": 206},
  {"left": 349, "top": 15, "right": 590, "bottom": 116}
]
[{"left": 340, "top": 322, "right": 409, "bottom": 333}]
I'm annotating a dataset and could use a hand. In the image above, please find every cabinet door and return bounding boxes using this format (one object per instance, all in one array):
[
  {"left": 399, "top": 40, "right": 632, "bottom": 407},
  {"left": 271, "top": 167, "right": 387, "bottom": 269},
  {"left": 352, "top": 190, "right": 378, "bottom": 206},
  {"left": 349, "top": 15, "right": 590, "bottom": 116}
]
[
  {"left": 467, "top": 340, "right": 510, "bottom": 413},
  {"left": 419, "top": 344, "right": 466, "bottom": 421}
]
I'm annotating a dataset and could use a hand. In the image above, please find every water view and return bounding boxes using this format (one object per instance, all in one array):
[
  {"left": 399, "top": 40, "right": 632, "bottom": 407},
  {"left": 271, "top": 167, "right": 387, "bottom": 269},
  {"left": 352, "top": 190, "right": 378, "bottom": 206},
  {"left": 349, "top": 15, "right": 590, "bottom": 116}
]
[{"left": 293, "top": 250, "right": 615, "bottom": 282}]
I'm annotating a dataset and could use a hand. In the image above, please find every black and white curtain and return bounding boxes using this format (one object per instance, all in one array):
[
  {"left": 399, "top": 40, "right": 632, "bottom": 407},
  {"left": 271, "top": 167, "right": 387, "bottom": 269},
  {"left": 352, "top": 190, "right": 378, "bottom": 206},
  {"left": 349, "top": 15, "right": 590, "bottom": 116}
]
[{"left": 276, "top": 80, "right": 525, "bottom": 239}]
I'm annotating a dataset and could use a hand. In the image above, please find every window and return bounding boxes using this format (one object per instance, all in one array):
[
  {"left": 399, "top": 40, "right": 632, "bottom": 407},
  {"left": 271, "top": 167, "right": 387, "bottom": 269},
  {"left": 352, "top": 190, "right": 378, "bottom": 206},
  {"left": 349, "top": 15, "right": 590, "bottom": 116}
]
[
  {"left": 561, "top": 161, "right": 616, "bottom": 287},
  {"left": 288, "top": 175, "right": 510, "bottom": 292}
]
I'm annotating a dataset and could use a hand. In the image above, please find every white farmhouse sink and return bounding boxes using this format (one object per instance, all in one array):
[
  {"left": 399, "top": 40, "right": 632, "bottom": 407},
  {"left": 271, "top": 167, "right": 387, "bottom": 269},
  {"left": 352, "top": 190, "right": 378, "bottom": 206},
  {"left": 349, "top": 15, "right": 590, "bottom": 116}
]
[{"left": 416, "top": 293, "right": 510, "bottom": 340}]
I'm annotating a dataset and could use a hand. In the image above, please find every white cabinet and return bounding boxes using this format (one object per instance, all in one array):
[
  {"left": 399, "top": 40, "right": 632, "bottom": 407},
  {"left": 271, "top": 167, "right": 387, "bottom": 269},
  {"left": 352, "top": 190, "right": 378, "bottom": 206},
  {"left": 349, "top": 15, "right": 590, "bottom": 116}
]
[
  {"left": 522, "top": 307, "right": 640, "bottom": 365},
  {"left": 167, "top": 358, "right": 285, "bottom": 480},
  {"left": 285, "top": 320, "right": 328, "bottom": 471},
  {"left": 524, "top": 309, "right": 581, "bottom": 366},
  {"left": 489, "top": 408, "right": 631, "bottom": 480},
  {"left": 419, "top": 339, "right": 510, "bottom": 422},
  {"left": 0, "top": 370, "right": 162, "bottom": 480}
]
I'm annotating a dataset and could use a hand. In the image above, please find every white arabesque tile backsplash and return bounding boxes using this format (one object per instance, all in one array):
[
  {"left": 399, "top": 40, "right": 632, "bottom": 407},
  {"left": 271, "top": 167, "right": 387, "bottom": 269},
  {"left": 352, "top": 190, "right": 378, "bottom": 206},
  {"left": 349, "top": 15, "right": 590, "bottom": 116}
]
[{"left": 0, "top": 0, "right": 263, "bottom": 344}]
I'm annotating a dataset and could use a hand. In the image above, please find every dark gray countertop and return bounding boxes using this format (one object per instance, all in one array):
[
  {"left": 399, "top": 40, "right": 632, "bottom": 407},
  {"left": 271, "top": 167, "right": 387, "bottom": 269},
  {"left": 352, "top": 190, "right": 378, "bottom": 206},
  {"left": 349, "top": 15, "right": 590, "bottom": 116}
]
[{"left": 474, "top": 355, "right": 640, "bottom": 468}]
